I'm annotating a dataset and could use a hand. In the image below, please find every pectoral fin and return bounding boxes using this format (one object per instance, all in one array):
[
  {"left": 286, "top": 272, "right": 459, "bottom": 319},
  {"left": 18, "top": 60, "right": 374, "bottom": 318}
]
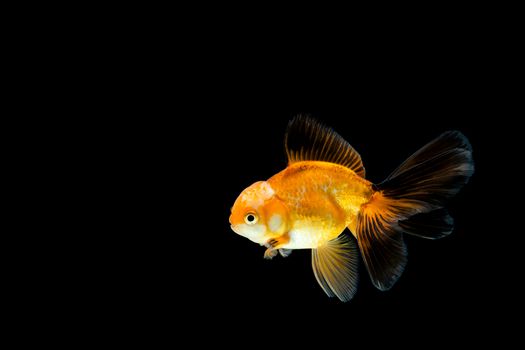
[
  {"left": 264, "top": 248, "right": 278, "bottom": 259},
  {"left": 311, "top": 234, "right": 359, "bottom": 302},
  {"left": 263, "top": 234, "right": 290, "bottom": 259},
  {"left": 279, "top": 249, "right": 292, "bottom": 257}
]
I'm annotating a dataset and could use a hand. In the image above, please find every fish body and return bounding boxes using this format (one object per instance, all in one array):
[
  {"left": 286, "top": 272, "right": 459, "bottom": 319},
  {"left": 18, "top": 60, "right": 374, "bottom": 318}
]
[
  {"left": 229, "top": 116, "right": 474, "bottom": 301},
  {"left": 268, "top": 161, "right": 372, "bottom": 248}
]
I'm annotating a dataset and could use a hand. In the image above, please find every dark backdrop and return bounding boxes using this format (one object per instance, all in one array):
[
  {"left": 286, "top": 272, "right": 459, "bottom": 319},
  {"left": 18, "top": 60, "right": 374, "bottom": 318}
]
[
  {"left": 93, "top": 40, "right": 508, "bottom": 344},
  {"left": 110, "top": 81, "right": 498, "bottom": 337}
]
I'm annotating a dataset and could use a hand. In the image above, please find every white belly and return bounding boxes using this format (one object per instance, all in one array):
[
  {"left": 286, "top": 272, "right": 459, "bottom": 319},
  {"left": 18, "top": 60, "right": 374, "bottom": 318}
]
[
  {"left": 284, "top": 228, "right": 319, "bottom": 249},
  {"left": 284, "top": 224, "right": 339, "bottom": 249}
]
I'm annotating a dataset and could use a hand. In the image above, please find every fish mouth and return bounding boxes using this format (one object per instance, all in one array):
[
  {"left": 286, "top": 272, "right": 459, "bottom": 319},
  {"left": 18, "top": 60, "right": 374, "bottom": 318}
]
[{"left": 230, "top": 225, "right": 240, "bottom": 234}]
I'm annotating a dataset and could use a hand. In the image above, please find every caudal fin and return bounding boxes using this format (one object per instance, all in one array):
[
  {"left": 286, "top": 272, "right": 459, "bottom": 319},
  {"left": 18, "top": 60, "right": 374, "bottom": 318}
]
[{"left": 356, "top": 131, "right": 474, "bottom": 291}]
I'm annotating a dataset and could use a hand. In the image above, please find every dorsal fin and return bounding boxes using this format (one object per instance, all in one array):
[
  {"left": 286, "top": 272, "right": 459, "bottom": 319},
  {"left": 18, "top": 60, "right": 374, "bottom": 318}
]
[{"left": 284, "top": 116, "right": 365, "bottom": 177}]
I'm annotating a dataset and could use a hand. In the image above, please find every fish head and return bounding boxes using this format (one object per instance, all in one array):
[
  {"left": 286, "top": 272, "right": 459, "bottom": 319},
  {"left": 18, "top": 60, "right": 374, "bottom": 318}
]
[{"left": 229, "top": 181, "right": 289, "bottom": 245}]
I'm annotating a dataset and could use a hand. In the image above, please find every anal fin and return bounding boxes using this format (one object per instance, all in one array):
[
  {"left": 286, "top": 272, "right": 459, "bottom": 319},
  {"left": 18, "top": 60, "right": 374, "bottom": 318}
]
[{"left": 311, "top": 234, "right": 359, "bottom": 302}]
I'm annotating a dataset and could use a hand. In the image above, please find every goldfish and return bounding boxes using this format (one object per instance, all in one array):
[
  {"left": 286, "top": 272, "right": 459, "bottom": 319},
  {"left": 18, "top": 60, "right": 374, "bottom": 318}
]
[{"left": 229, "top": 116, "right": 474, "bottom": 302}]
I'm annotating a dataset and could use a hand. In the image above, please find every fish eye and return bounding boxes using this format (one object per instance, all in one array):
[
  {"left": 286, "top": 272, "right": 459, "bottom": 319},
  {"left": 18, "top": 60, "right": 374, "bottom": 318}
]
[{"left": 244, "top": 212, "right": 258, "bottom": 225}]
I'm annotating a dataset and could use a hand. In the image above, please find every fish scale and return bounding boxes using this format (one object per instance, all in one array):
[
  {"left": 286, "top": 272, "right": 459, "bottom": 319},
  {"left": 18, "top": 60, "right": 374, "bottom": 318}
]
[
  {"left": 269, "top": 161, "right": 373, "bottom": 240},
  {"left": 229, "top": 116, "right": 473, "bottom": 302}
]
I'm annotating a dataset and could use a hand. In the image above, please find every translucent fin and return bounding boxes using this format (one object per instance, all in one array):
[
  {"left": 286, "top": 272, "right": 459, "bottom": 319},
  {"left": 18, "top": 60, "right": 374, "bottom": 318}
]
[
  {"left": 356, "top": 195, "right": 408, "bottom": 291},
  {"left": 279, "top": 248, "right": 292, "bottom": 257},
  {"left": 311, "top": 234, "right": 359, "bottom": 302},
  {"left": 285, "top": 116, "right": 365, "bottom": 177},
  {"left": 399, "top": 208, "right": 454, "bottom": 240},
  {"left": 379, "top": 130, "right": 474, "bottom": 206},
  {"left": 356, "top": 130, "right": 474, "bottom": 290},
  {"left": 264, "top": 248, "right": 278, "bottom": 260}
]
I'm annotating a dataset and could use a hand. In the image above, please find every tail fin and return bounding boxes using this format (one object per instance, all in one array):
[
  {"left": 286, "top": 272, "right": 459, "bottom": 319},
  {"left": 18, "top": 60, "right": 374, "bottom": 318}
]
[{"left": 356, "top": 131, "right": 474, "bottom": 291}]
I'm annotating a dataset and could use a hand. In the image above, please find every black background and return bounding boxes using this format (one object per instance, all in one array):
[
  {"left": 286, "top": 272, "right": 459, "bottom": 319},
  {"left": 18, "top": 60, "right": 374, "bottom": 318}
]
[
  {"left": 88, "top": 26, "right": 512, "bottom": 344},
  {"left": 17, "top": 5, "right": 520, "bottom": 346},
  {"left": 107, "top": 78, "right": 500, "bottom": 339}
]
